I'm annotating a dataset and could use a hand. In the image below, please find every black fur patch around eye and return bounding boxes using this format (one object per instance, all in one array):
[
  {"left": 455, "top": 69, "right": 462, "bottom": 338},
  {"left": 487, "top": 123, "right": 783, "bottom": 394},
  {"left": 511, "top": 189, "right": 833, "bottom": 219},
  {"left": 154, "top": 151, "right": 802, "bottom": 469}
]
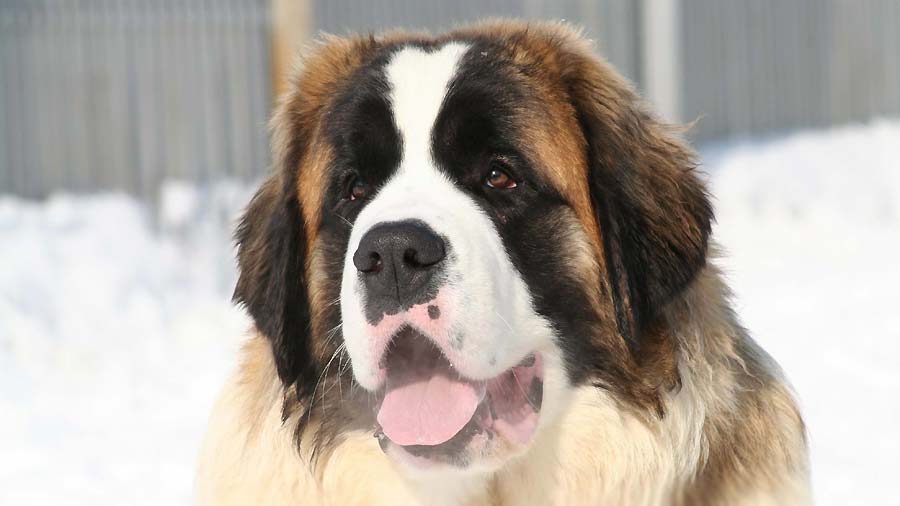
[
  {"left": 430, "top": 40, "right": 538, "bottom": 191},
  {"left": 320, "top": 44, "right": 405, "bottom": 214}
]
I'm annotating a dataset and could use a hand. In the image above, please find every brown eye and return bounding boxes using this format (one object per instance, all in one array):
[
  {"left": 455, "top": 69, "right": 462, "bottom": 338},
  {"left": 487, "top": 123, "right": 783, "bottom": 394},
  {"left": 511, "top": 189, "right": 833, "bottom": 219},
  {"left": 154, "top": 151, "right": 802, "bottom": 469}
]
[
  {"left": 348, "top": 176, "right": 368, "bottom": 201},
  {"left": 484, "top": 161, "right": 517, "bottom": 189}
]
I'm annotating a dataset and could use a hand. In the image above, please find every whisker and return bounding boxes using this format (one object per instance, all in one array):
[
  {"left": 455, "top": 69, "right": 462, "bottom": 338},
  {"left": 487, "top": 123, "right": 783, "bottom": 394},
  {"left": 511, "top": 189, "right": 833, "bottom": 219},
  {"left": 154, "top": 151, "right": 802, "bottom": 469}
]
[
  {"left": 310, "top": 343, "right": 346, "bottom": 421},
  {"left": 494, "top": 310, "right": 515, "bottom": 333},
  {"left": 511, "top": 368, "right": 539, "bottom": 412},
  {"left": 319, "top": 322, "right": 344, "bottom": 359},
  {"left": 340, "top": 355, "right": 353, "bottom": 375},
  {"left": 333, "top": 212, "right": 354, "bottom": 228},
  {"left": 320, "top": 343, "right": 348, "bottom": 399},
  {"left": 337, "top": 347, "right": 345, "bottom": 401}
]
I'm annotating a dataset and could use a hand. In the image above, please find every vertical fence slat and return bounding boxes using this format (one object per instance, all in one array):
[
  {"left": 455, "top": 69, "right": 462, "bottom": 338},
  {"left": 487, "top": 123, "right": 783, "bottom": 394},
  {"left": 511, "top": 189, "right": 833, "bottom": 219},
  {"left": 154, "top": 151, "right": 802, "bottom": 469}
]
[{"left": 0, "top": 5, "right": 11, "bottom": 193}]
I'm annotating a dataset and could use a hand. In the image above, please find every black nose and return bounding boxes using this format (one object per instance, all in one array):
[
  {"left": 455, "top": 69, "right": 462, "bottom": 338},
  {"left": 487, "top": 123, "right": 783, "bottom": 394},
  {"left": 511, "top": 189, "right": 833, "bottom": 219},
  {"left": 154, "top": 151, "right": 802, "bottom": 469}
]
[{"left": 353, "top": 220, "right": 446, "bottom": 303}]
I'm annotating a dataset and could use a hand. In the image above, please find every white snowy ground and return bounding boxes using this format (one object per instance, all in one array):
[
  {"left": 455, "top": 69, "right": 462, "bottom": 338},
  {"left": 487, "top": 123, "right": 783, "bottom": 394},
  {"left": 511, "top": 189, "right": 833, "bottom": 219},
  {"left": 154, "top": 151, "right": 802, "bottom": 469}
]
[{"left": 1, "top": 120, "right": 898, "bottom": 505}]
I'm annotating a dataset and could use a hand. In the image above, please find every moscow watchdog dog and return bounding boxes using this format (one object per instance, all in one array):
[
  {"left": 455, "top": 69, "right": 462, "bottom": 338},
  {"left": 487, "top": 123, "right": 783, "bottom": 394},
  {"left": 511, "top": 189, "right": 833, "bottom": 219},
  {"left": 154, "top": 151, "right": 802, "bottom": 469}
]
[{"left": 196, "top": 20, "right": 810, "bottom": 505}]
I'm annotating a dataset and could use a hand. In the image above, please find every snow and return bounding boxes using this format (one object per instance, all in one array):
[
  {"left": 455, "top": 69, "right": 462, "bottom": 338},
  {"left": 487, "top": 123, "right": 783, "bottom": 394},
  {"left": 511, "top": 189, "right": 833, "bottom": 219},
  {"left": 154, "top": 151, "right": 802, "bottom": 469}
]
[
  {"left": 706, "top": 120, "right": 900, "bottom": 505},
  {"left": 0, "top": 182, "right": 253, "bottom": 505},
  {"left": 1, "top": 120, "right": 899, "bottom": 504}
]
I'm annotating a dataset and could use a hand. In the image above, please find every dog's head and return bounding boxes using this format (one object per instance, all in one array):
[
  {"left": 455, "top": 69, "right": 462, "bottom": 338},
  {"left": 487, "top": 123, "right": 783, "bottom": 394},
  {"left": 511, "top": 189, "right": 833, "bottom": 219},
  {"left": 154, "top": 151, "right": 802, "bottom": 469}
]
[{"left": 234, "top": 21, "right": 712, "bottom": 475}]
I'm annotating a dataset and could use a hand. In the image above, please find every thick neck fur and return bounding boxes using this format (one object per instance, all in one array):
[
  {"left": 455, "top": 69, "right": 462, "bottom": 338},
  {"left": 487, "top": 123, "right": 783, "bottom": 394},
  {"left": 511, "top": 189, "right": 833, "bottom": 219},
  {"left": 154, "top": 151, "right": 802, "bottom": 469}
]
[{"left": 196, "top": 262, "right": 809, "bottom": 505}]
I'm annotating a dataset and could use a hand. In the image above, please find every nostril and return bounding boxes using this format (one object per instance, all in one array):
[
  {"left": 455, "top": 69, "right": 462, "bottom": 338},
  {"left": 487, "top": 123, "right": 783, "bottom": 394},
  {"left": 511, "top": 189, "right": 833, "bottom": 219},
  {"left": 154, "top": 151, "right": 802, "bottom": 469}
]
[
  {"left": 364, "top": 252, "right": 383, "bottom": 273},
  {"left": 403, "top": 241, "right": 444, "bottom": 268},
  {"left": 353, "top": 246, "right": 383, "bottom": 273}
]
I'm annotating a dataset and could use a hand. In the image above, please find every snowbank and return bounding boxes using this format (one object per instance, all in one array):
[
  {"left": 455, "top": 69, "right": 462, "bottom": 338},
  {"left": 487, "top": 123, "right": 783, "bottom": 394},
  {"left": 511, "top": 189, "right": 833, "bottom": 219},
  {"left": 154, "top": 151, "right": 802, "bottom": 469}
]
[
  {"left": 0, "top": 181, "right": 253, "bottom": 505},
  {"left": 706, "top": 120, "right": 900, "bottom": 504},
  {"left": 1, "top": 120, "right": 898, "bottom": 504}
]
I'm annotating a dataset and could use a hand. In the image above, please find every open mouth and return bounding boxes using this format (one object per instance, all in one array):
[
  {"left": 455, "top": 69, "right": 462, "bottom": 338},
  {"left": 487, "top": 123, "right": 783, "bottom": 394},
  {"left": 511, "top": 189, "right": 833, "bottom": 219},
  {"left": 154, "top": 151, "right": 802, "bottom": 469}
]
[{"left": 373, "top": 328, "right": 543, "bottom": 463}]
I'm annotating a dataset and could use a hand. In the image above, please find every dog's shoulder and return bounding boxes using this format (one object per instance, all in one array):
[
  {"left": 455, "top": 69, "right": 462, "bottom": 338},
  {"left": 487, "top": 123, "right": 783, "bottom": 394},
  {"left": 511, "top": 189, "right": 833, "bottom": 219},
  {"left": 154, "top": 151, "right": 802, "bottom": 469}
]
[{"left": 671, "top": 265, "right": 810, "bottom": 504}]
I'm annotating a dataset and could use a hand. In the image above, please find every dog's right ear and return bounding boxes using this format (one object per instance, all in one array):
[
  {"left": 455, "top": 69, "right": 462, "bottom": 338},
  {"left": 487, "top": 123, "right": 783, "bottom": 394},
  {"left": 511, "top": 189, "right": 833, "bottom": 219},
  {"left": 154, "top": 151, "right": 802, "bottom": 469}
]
[
  {"left": 234, "top": 34, "right": 379, "bottom": 397},
  {"left": 233, "top": 174, "right": 313, "bottom": 389}
]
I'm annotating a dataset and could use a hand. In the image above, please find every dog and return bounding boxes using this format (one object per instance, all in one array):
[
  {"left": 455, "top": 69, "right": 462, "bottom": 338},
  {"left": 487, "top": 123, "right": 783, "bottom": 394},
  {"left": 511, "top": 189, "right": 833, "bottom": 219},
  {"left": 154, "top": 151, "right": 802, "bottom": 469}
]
[{"left": 196, "top": 20, "right": 810, "bottom": 505}]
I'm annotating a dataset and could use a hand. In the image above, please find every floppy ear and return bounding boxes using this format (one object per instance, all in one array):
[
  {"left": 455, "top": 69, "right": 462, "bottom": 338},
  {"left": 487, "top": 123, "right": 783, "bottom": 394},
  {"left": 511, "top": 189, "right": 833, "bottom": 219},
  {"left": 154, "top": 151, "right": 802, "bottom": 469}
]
[
  {"left": 233, "top": 34, "right": 381, "bottom": 404},
  {"left": 232, "top": 41, "right": 327, "bottom": 392},
  {"left": 565, "top": 51, "right": 713, "bottom": 344},
  {"left": 233, "top": 171, "right": 314, "bottom": 389}
]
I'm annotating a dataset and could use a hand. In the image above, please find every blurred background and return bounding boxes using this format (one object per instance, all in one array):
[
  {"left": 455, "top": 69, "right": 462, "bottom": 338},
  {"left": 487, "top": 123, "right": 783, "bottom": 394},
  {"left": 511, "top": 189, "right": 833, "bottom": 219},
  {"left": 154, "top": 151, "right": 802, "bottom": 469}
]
[{"left": 1, "top": 1, "right": 898, "bottom": 505}]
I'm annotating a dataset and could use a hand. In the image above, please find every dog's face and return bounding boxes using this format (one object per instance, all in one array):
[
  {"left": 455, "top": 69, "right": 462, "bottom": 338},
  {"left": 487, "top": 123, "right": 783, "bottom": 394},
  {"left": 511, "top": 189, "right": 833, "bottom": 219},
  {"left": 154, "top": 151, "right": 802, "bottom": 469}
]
[{"left": 234, "top": 22, "right": 712, "bottom": 476}]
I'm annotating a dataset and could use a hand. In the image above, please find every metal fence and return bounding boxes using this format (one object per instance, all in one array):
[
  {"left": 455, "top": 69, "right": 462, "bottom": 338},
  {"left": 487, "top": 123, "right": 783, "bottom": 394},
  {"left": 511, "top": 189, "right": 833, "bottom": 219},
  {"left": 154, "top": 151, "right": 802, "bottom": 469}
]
[
  {"left": 681, "top": 0, "right": 900, "bottom": 140},
  {"left": 0, "top": 0, "right": 271, "bottom": 199},
  {"left": 1, "top": 0, "right": 899, "bottom": 199},
  {"left": 314, "top": 0, "right": 642, "bottom": 86}
]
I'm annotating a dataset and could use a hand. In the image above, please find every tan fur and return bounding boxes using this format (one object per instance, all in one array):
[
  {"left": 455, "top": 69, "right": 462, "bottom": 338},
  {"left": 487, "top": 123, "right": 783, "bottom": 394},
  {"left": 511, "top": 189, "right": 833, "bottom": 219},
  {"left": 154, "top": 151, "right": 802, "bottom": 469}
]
[
  {"left": 198, "top": 20, "right": 809, "bottom": 505},
  {"left": 197, "top": 261, "right": 809, "bottom": 505},
  {"left": 270, "top": 34, "right": 378, "bottom": 245}
]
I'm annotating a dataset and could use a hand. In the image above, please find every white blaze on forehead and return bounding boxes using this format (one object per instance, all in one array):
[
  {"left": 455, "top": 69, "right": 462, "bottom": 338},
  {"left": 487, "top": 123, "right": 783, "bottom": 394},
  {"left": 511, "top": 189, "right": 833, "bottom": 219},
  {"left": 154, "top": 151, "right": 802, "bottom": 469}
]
[{"left": 385, "top": 43, "right": 469, "bottom": 171}]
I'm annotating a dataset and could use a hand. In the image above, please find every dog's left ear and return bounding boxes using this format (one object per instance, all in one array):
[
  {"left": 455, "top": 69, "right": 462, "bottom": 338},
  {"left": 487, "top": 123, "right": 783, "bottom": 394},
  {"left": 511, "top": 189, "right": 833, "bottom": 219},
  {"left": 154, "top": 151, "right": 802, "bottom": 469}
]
[{"left": 562, "top": 44, "right": 713, "bottom": 343}]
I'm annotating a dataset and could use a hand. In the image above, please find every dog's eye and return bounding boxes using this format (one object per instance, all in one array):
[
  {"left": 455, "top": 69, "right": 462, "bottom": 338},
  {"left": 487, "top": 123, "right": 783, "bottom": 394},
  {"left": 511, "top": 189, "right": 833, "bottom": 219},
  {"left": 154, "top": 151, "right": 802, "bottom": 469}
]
[
  {"left": 347, "top": 176, "right": 369, "bottom": 201},
  {"left": 484, "top": 160, "right": 517, "bottom": 190}
]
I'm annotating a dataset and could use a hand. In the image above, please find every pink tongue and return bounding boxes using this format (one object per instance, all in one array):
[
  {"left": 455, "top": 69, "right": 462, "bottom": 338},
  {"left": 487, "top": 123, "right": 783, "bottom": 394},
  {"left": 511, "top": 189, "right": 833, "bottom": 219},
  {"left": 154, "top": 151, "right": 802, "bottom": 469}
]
[{"left": 377, "top": 365, "right": 480, "bottom": 447}]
